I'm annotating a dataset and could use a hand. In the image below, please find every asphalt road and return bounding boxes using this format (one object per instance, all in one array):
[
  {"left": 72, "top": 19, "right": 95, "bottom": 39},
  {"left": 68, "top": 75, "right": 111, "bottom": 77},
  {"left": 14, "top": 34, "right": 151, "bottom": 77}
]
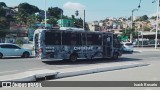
[{"left": 0, "top": 51, "right": 159, "bottom": 76}]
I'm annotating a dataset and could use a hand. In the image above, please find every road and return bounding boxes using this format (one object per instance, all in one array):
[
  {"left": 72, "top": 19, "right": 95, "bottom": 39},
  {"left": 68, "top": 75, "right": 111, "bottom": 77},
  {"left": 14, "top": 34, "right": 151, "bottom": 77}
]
[
  {"left": 0, "top": 50, "right": 160, "bottom": 90},
  {"left": 0, "top": 50, "right": 159, "bottom": 76},
  {"left": 53, "top": 55, "right": 160, "bottom": 81}
]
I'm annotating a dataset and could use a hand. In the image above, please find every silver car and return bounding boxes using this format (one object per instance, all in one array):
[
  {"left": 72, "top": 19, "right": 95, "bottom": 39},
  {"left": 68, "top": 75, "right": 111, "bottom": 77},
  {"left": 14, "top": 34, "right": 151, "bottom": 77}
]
[
  {"left": 122, "top": 42, "right": 134, "bottom": 53},
  {"left": 0, "top": 43, "right": 32, "bottom": 59}
]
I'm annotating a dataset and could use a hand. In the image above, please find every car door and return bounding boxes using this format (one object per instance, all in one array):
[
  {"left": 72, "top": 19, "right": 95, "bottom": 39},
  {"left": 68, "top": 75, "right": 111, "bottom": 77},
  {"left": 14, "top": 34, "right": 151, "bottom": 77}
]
[
  {"left": 10, "top": 45, "right": 23, "bottom": 56},
  {"left": 0, "top": 44, "right": 13, "bottom": 56}
]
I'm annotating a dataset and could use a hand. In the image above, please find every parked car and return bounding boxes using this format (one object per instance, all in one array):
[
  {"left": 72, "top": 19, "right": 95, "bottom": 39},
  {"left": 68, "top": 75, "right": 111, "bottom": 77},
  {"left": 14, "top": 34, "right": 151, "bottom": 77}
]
[
  {"left": 121, "top": 42, "right": 134, "bottom": 53},
  {"left": 0, "top": 43, "right": 32, "bottom": 59}
]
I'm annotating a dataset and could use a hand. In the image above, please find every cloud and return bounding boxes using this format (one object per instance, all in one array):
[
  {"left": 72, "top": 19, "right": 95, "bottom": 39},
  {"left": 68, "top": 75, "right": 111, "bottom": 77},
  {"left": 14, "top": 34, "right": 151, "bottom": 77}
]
[{"left": 63, "top": 2, "right": 85, "bottom": 10}]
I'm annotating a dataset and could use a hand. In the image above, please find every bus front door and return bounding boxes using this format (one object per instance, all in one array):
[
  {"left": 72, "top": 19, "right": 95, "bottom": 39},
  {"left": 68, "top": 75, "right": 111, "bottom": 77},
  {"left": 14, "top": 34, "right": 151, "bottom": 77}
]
[{"left": 103, "top": 35, "right": 112, "bottom": 58}]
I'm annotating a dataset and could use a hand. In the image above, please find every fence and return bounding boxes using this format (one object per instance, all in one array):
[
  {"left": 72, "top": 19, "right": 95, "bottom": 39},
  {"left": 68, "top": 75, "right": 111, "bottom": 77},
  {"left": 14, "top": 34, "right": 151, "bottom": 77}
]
[{"left": 134, "top": 39, "right": 160, "bottom": 47}]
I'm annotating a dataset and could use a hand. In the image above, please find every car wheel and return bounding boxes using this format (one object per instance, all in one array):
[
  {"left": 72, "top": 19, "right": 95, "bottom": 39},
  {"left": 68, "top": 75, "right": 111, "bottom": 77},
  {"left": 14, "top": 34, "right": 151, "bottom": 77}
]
[
  {"left": 0, "top": 53, "right": 3, "bottom": 59},
  {"left": 22, "top": 52, "right": 30, "bottom": 58},
  {"left": 70, "top": 54, "right": 78, "bottom": 62}
]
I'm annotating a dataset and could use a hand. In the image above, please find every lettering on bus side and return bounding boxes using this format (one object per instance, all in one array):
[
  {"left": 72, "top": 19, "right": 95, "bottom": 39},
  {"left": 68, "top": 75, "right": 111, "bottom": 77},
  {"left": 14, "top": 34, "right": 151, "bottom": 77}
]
[
  {"left": 45, "top": 46, "right": 55, "bottom": 52},
  {"left": 74, "top": 46, "right": 93, "bottom": 51}
]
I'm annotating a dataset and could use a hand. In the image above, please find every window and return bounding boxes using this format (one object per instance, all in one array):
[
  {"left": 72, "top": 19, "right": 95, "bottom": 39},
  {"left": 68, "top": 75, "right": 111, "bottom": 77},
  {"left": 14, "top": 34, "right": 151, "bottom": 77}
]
[
  {"left": 62, "top": 31, "right": 82, "bottom": 45},
  {"left": 45, "top": 31, "right": 61, "bottom": 45},
  {"left": 87, "top": 33, "right": 102, "bottom": 45},
  {"left": 82, "top": 33, "right": 87, "bottom": 45},
  {"left": 10, "top": 45, "right": 21, "bottom": 49},
  {"left": 0, "top": 45, "right": 11, "bottom": 48},
  {"left": 0, "top": 44, "right": 20, "bottom": 49}
]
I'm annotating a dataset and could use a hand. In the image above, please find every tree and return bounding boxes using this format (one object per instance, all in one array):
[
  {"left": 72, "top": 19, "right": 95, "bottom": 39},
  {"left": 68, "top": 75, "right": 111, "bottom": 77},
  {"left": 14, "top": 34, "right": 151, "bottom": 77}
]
[
  {"left": 0, "top": 2, "right": 7, "bottom": 17},
  {"left": 136, "top": 15, "right": 149, "bottom": 21},
  {"left": 48, "top": 7, "right": 63, "bottom": 19},
  {"left": 71, "top": 15, "right": 75, "bottom": 20},
  {"left": 121, "top": 28, "right": 138, "bottom": 39},
  {"left": 17, "top": 3, "right": 40, "bottom": 24},
  {"left": 75, "top": 10, "right": 79, "bottom": 16},
  {"left": 18, "top": 3, "right": 39, "bottom": 15},
  {"left": 47, "top": 17, "right": 57, "bottom": 25},
  {"left": 27, "top": 14, "right": 37, "bottom": 27},
  {"left": 0, "top": 2, "right": 10, "bottom": 37},
  {"left": 0, "top": 17, "right": 9, "bottom": 37},
  {"left": 150, "top": 16, "right": 157, "bottom": 20},
  {"left": 128, "top": 16, "right": 131, "bottom": 20},
  {"left": 142, "top": 15, "right": 148, "bottom": 21},
  {"left": 143, "top": 26, "right": 150, "bottom": 31}
]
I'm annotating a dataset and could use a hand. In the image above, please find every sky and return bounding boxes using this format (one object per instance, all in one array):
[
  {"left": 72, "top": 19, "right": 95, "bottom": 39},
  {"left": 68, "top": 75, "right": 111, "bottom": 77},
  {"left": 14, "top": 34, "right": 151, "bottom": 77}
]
[{"left": 0, "top": 0, "right": 158, "bottom": 22}]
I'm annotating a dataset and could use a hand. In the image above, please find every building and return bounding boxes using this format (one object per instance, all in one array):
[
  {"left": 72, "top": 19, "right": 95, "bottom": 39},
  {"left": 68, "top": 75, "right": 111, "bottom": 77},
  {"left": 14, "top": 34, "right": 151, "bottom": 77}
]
[
  {"left": 57, "top": 19, "right": 74, "bottom": 27},
  {"left": 88, "top": 21, "right": 100, "bottom": 31}
]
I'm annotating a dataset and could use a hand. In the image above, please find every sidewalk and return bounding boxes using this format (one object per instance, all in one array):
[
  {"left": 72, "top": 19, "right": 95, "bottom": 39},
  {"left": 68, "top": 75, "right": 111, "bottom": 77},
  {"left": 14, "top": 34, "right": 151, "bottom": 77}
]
[
  {"left": 0, "top": 61, "right": 148, "bottom": 82},
  {"left": 134, "top": 47, "right": 160, "bottom": 52}
]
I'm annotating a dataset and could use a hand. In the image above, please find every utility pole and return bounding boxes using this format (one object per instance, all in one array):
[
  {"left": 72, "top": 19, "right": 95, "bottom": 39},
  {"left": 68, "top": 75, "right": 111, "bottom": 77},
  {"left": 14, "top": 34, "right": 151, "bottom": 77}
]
[
  {"left": 45, "top": 0, "right": 47, "bottom": 28},
  {"left": 130, "top": 9, "right": 138, "bottom": 43},
  {"left": 61, "top": 10, "right": 63, "bottom": 27},
  {"left": 83, "top": 10, "right": 85, "bottom": 30},
  {"left": 155, "top": 0, "right": 160, "bottom": 49}
]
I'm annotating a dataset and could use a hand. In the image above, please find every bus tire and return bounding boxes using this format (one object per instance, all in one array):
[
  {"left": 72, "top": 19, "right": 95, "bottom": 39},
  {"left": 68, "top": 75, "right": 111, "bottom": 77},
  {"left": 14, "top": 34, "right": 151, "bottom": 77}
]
[
  {"left": 112, "top": 53, "right": 118, "bottom": 60},
  {"left": 70, "top": 54, "right": 78, "bottom": 62},
  {"left": 0, "top": 53, "right": 3, "bottom": 59}
]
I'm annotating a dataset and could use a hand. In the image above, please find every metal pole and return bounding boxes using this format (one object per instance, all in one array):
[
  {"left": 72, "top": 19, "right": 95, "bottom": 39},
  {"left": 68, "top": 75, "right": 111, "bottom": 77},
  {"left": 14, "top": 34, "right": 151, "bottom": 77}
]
[
  {"left": 142, "top": 24, "right": 144, "bottom": 47},
  {"left": 155, "top": 0, "right": 159, "bottom": 49},
  {"left": 83, "top": 10, "right": 85, "bottom": 30},
  {"left": 130, "top": 9, "right": 138, "bottom": 43},
  {"left": 130, "top": 10, "right": 133, "bottom": 43},
  {"left": 45, "top": 0, "right": 47, "bottom": 28},
  {"left": 61, "top": 10, "right": 63, "bottom": 27},
  {"left": 138, "top": 31, "right": 139, "bottom": 47}
]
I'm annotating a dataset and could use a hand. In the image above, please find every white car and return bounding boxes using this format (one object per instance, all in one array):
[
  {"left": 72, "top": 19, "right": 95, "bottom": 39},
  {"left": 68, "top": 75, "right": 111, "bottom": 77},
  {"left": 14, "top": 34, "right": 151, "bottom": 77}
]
[
  {"left": 0, "top": 43, "right": 32, "bottom": 59},
  {"left": 122, "top": 42, "right": 134, "bottom": 53}
]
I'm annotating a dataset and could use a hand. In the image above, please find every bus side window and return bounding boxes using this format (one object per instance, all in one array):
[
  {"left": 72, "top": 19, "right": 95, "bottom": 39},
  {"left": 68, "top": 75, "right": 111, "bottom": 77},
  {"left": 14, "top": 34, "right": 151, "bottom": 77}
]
[
  {"left": 70, "top": 33, "right": 82, "bottom": 45},
  {"left": 82, "top": 33, "right": 86, "bottom": 45},
  {"left": 45, "top": 32, "right": 61, "bottom": 45}
]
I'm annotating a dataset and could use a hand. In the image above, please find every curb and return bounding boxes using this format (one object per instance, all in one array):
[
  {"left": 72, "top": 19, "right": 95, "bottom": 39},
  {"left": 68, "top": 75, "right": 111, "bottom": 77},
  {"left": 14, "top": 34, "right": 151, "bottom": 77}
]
[
  {"left": 0, "top": 69, "right": 58, "bottom": 82},
  {"left": 0, "top": 62, "right": 149, "bottom": 82},
  {"left": 54, "top": 63, "right": 149, "bottom": 79}
]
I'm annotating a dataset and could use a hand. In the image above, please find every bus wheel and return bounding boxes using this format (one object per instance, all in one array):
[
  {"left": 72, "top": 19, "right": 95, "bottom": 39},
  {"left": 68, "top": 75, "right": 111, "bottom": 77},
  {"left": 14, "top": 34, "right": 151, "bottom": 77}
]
[
  {"left": 70, "top": 54, "right": 78, "bottom": 62},
  {"left": 112, "top": 53, "right": 118, "bottom": 60}
]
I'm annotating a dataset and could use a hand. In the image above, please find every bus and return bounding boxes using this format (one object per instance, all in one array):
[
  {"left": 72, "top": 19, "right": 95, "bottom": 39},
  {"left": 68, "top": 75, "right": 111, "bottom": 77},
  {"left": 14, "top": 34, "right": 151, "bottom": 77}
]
[{"left": 33, "top": 29, "right": 122, "bottom": 62}]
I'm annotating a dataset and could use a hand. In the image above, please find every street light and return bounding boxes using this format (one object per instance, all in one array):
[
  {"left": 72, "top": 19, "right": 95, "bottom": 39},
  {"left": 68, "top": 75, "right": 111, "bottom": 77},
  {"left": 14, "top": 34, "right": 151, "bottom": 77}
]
[
  {"left": 154, "top": 0, "right": 160, "bottom": 49},
  {"left": 130, "top": 8, "right": 138, "bottom": 43}
]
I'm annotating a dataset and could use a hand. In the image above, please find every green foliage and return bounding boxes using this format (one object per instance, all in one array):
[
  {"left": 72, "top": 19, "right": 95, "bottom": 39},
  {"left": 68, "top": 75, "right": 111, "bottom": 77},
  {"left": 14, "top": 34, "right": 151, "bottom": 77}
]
[
  {"left": 143, "top": 26, "right": 150, "bottom": 31},
  {"left": 0, "top": 2, "right": 7, "bottom": 17},
  {"left": 0, "top": 30, "right": 8, "bottom": 37},
  {"left": 47, "top": 17, "right": 57, "bottom": 25},
  {"left": 136, "top": 15, "right": 148, "bottom": 21},
  {"left": 128, "top": 16, "right": 131, "bottom": 20},
  {"left": 18, "top": 3, "right": 39, "bottom": 15},
  {"left": 48, "top": 7, "right": 63, "bottom": 19},
  {"left": 0, "top": 17, "right": 9, "bottom": 37},
  {"left": 17, "top": 3, "right": 40, "bottom": 24},
  {"left": 121, "top": 28, "right": 138, "bottom": 38},
  {"left": 121, "top": 28, "right": 132, "bottom": 37},
  {"left": 15, "top": 39, "right": 23, "bottom": 47},
  {"left": 0, "top": 2, "right": 7, "bottom": 7},
  {"left": 150, "top": 16, "right": 157, "bottom": 20},
  {"left": 27, "top": 14, "right": 37, "bottom": 27}
]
